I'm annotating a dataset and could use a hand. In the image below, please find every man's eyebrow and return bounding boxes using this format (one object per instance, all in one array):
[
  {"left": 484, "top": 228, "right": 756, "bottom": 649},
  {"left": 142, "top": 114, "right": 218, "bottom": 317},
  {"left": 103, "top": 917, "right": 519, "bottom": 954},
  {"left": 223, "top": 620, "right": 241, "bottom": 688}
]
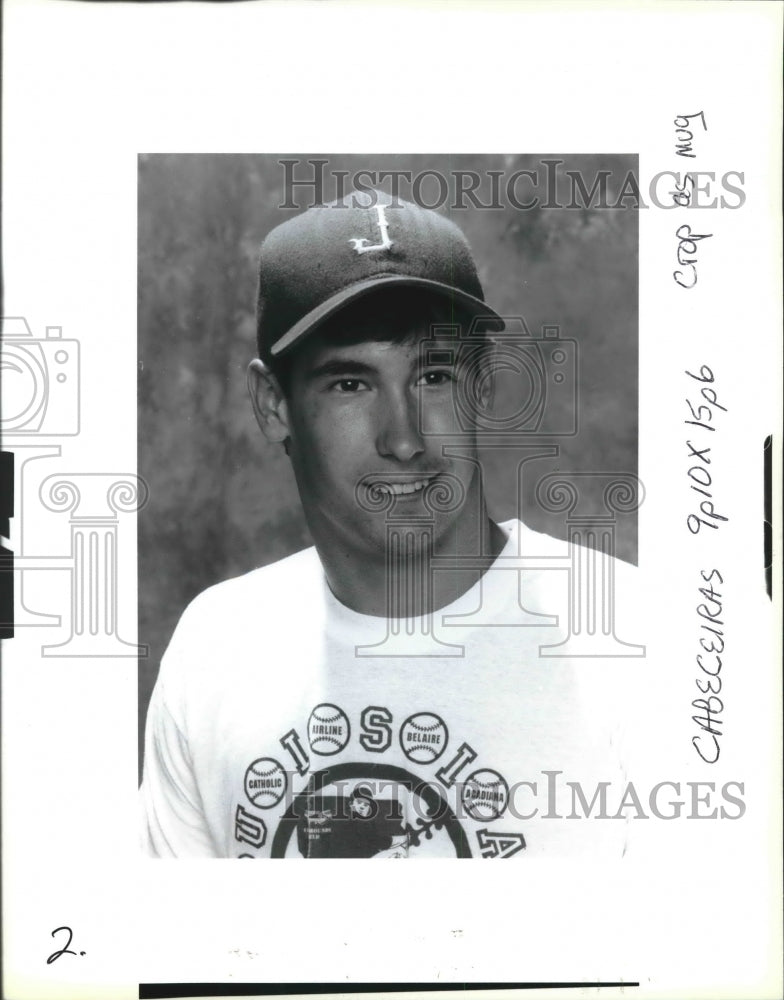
[
  {"left": 305, "top": 345, "right": 460, "bottom": 381},
  {"left": 305, "top": 358, "right": 379, "bottom": 380}
]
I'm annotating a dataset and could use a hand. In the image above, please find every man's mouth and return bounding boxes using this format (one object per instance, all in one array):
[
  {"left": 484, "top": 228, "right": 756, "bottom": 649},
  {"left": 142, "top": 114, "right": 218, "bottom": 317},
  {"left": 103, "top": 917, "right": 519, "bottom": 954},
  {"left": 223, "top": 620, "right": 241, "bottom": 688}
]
[{"left": 370, "top": 475, "right": 438, "bottom": 497}]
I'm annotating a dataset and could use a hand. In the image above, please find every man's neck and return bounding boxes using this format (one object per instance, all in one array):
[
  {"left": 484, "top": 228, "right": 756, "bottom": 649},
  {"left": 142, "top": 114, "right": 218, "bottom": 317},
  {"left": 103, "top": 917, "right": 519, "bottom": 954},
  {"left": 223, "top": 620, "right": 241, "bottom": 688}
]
[{"left": 319, "top": 513, "right": 507, "bottom": 618}]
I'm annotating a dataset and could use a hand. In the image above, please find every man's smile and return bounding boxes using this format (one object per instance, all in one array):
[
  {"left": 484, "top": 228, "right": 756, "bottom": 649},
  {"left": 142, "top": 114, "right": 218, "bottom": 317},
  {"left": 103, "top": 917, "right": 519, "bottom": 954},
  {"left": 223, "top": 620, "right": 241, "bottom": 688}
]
[{"left": 368, "top": 474, "right": 439, "bottom": 497}]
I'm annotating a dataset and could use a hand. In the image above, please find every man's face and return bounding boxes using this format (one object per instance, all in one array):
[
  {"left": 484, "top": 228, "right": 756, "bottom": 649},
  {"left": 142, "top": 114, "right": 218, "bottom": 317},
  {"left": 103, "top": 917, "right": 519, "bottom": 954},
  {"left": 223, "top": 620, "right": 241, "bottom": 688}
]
[
  {"left": 281, "top": 315, "right": 489, "bottom": 560},
  {"left": 351, "top": 797, "right": 373, "bottom": 819}
]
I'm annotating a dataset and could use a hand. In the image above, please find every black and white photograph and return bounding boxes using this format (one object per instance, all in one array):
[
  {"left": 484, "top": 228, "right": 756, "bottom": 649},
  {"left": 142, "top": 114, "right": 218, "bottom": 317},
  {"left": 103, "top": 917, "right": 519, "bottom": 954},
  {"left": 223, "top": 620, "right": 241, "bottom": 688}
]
[
  {"left": 1, "top": 2, "right": 781, "bottom": 998},
  {"left": 137, "top": 154, "right": 644, "bottom": 861}
]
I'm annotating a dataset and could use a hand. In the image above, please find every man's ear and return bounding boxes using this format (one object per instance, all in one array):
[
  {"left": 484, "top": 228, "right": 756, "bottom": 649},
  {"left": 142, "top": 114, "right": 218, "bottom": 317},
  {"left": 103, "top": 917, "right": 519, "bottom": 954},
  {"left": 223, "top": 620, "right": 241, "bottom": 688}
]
[{"left": 247, "top": 359, "right": 291, "bottom": 445}]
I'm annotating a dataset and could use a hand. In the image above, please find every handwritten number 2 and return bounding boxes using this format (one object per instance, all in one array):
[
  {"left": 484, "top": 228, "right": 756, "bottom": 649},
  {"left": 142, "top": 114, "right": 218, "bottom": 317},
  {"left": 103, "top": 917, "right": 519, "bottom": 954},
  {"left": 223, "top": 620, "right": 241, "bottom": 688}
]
[{"left": 47, "top": 926, "right": 84, "bottom": 964}]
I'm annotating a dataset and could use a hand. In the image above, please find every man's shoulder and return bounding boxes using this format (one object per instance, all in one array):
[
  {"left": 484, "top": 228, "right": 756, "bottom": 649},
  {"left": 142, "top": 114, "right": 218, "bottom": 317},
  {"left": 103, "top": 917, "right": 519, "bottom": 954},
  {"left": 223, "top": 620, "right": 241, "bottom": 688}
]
[
  {"left": 179, "top": 545, "right": 323, "bottom": 626},
  {"left": 156, "top": 546, "right": 325, "bottom": 692},
  {"left": 514, "top": 518, "right": 637, "bottom": 564},
  {"left": 511, "top": 518, "right": 643, "bottom": 626}
]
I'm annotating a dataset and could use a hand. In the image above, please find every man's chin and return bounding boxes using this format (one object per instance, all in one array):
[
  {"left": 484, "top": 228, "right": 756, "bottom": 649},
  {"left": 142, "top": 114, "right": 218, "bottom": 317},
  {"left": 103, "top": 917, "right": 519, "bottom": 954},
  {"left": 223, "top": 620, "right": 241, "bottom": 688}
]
[{"left": 351, "top": 512, "right": 456, "bottom": 560}]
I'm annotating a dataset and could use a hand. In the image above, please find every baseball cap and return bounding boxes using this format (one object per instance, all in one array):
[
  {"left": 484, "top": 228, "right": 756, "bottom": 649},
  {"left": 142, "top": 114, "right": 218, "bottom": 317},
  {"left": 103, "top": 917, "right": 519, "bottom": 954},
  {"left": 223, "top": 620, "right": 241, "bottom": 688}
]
[{"left": 256, "top": 190, "right": 505, "bottom": 360}]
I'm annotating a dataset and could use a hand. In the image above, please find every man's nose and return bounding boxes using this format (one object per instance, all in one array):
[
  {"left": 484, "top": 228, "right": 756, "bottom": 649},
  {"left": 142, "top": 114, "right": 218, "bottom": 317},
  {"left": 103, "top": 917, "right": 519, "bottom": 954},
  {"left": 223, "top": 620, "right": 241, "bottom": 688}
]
[{"left": 375, "top": 391, "right": 425, "bottom": 463}]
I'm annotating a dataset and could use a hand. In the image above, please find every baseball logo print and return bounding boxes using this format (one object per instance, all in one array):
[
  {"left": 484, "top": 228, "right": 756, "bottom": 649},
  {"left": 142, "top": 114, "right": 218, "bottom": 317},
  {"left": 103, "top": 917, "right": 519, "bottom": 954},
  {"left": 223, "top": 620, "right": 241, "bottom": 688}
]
[
  {"left": 308, "top": 702, "right": 351, "bottom": 756},
  {"left": 244, "top": 757, "right": 288, "bottom": 809},
  {"left": 399, "top": 712, "right": 449, "bottom": 764},
  {"left": 270, "top": 762, "right": 473, "bottom": 859},
  {"left": 461, "top": 768, "right": 510, "bottom": 822}
]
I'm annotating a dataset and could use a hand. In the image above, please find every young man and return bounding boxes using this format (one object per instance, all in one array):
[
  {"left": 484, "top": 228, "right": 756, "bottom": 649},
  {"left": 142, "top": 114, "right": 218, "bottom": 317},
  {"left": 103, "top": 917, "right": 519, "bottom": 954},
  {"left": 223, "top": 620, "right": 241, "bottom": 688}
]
[{"left": 140, "top": 191, "right": 641, "bottom": 859}]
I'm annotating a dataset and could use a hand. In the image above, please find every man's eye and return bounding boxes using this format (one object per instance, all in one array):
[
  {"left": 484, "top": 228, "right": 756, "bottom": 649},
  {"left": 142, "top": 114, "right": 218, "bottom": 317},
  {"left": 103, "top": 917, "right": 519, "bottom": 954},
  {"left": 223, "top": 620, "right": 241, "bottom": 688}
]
[
  {"left": 418, "top": 370, "right": 454, "bottom": 387},
  {"left": 332, "top": 378, "right": 365, "bottom": 393}
]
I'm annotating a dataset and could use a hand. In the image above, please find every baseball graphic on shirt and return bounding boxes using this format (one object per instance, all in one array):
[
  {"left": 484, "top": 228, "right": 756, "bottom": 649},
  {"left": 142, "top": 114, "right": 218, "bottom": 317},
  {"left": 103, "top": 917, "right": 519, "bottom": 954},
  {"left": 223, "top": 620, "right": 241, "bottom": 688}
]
[
  {"left": 244, "top": 757, "right": 288, "bottom": 809},
  {"left": 399, "top": 712, "right": 449, "bottom": 764},
  {"left": 270, "top": 762, "right": 472, "bottom": 859},
  {"left": 308, "top": 703, "right": 351, "bottom": 756},
  {"left": 461, "top": 768, "right": 509, "bottom": 822}
]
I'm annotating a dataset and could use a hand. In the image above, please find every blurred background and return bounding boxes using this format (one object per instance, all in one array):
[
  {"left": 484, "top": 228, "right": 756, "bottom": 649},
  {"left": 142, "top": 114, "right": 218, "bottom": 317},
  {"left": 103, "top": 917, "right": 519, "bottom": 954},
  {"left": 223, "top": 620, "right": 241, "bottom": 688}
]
[{"left": 138, "top": 153, "right": 638, "bottom": 773}]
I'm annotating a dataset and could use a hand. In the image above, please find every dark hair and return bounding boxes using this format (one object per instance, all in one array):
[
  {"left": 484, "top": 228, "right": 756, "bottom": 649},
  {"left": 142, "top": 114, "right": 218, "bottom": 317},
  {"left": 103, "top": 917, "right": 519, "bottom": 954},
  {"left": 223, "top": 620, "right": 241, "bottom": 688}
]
[
  {"left": 348, "top": 784, "right": 378, "bottom": 820},
  {"left": 264, "top": 287, "right": 490, "bottom": 397}
]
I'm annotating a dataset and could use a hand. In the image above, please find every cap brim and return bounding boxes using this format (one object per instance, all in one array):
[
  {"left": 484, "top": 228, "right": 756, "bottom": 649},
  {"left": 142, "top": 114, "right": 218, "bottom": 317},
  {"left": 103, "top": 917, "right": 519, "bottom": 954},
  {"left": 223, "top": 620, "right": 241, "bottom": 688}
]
[{"left": 269, "top": 275, "right": 506, "bottom": 357}]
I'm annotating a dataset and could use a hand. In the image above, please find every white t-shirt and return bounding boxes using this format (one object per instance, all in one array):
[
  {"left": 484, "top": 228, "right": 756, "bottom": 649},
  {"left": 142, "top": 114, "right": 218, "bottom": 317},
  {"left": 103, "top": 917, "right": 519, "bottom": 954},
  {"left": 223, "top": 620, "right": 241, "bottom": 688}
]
[{"left": 140, "top": 520, "right": 645, "bottom": 859}]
